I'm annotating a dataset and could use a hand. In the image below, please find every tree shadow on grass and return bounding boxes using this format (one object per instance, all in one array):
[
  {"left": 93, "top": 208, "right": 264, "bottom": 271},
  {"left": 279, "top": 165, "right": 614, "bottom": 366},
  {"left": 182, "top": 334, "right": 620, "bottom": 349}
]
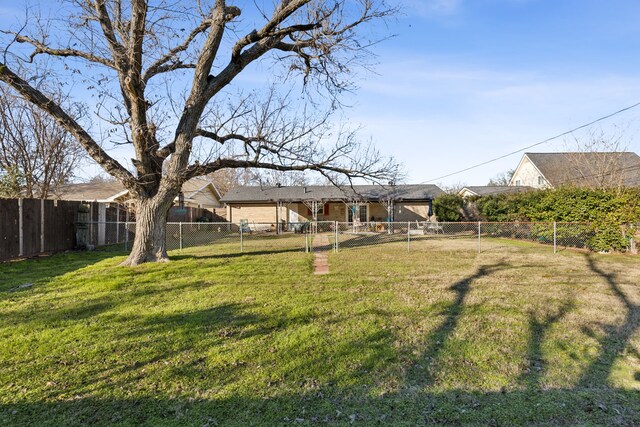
[
  {"left": 516, "top": 296, "right": 576, "bottom": 389},
  {"left": 0, "top": 248, "right": 127, "bottom": 291},
  {"left": 169, "top": 246, "right": 306, "bottom": 261},
  {"left": 2, "top": 380, "right": 638, "bottom": 426},
  {"left": 577, "top": 254, "right": 640, "bottom": 389},
  {"left": 2, "top": 257, "right": 640, "bottom": 426},
  {"left": 72, "top": 303, "right": 269, "bottom": 395},
  {"left": 403, "top": 263, "right": 508, "bottom": 388}
]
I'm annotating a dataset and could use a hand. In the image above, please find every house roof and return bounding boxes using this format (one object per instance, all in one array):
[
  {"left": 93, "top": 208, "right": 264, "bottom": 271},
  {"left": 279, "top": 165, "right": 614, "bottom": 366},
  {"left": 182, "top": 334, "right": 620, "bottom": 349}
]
[
  {"left": 220, "top": 184, "right": 444, "bottom": 203},
  {"left": 520, "top": 152, "right": 640, "bottom": 188},
  {"left": 180, "top": 178, "right": 222, "bottom": 200},
  {"left": 54, "top": 178, "right": 222, "bottom": 204},
  {"left": 460, "top": 186, "right": 533, "bottom": 197},
  {"left": 53, "top": 181, "right": 127, "bottom": 202}
]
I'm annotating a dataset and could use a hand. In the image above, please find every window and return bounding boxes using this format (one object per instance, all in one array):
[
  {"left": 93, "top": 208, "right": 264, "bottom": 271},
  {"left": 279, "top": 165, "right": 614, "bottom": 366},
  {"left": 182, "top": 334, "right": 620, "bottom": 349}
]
[
  {"left": 538, "top": 176, "right": 544, "bottom": 186},
  {"left": 515, "top": 180, "right": 521, "bottom": 186},
  {"left": 307, "top": 203, "right": 327, "bottom": 216}
]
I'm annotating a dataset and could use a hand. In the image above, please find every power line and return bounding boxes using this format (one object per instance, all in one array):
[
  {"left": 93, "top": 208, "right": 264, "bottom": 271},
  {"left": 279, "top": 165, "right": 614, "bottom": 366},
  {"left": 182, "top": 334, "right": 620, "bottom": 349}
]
[{"left": 422, "top": 101, "right": 640, "bottom": 183}]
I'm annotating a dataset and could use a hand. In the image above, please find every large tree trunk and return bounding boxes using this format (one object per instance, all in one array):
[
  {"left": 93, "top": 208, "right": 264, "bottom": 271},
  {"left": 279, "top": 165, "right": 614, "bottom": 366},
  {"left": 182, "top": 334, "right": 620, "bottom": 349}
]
[{"left": 121, "top": 192, "right": 176, "bottom": 266}]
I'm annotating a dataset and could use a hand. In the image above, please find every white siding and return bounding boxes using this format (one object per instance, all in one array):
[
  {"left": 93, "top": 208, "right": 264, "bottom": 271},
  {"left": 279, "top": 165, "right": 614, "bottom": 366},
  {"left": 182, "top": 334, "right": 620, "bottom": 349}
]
[
  {"left": 511, "top": 156, "right": 550, "bottom": 189},
  {"left": 188, "top": 187, "right": 223, "bottom": 208}
]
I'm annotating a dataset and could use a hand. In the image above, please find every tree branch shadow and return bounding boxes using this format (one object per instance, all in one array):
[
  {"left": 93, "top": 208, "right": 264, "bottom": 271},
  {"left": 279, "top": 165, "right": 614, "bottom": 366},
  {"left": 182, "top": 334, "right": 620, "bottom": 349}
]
[
  {"left": 404, "top": 262, "right": 509, "bottom": 388},
  {"left": 577, "top": 254, "right": 640, "bottom": 389},
  {"left": 0, "top": 249, "right": 124, "bottom": 291},
  {"left": 517, "top": 296, "right": 576, "bottom": 389}
]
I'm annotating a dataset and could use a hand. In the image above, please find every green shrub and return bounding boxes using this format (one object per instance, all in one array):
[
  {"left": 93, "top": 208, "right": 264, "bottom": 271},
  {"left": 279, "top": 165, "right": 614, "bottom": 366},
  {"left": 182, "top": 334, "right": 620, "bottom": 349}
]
[
  {"left": 471, "top": 187, "right": 640, "bottom": 252},
  {"left": 434, "top": 193, "right": 464, "bottom": 222}
]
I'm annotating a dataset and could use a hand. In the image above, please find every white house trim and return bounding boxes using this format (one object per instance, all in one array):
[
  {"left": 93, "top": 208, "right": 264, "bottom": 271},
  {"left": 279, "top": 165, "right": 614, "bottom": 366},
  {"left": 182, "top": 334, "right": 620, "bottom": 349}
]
[{"left": 509, "top": 154, "right": 549, "bottom": 188}]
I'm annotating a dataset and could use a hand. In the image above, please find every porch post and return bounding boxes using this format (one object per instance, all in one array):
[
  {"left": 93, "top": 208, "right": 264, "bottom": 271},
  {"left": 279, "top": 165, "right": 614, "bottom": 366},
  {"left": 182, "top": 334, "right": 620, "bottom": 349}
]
[{"left": 275, "top": 201, "right": 279, "bottom": 235}]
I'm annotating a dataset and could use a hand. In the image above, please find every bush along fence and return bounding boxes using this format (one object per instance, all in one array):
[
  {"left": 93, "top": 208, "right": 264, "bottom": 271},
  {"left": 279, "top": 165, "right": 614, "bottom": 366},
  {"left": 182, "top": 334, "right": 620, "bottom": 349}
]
[
  {"left": 437, "top": 187, "right": 640, "bottom": 253},
  {"left": 67, "top": 221, "right": 638, "bottom": 256}
]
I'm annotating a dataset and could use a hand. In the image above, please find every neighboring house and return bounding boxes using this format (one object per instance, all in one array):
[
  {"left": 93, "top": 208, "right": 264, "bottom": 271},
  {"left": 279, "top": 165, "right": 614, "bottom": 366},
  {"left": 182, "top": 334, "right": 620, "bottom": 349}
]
[
  {"left": 459, "top": 185, "right": 533, "bottom": 198},
  {"left": 53, "top": 178, "right": 225, "bottom": 222},
  {"left": 509, "top": 152, "right": 640, "bottom": 189},
  {"left": 220, "top": 184, "right": 444, "bottom": 225}
]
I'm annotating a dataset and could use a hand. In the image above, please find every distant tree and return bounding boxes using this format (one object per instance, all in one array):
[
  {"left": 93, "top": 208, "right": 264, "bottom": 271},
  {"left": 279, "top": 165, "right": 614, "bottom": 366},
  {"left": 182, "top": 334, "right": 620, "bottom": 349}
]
[
  {"left": 0, "top": 164, "right": 25, "bottom": 198},
  {"left": 0, "top": 83, "right": 86, "bottom": 198},
  {"left": 487, "top": 169, "right": 514, "bottom": 186},
  {"left": 88, "top": 174, "right": 117, "bottom": 183},
  {"left": 562, "top": 127, "right": 634, "bottom": 191},
  {"left": 0, "top": 0, "right": 399, "bottom": 265},
  {"left": 255, "top": 169, "right": 310, "bottom": 187},
  {"left": 437, "top": 181, "right": 467, "bottom": 194}
]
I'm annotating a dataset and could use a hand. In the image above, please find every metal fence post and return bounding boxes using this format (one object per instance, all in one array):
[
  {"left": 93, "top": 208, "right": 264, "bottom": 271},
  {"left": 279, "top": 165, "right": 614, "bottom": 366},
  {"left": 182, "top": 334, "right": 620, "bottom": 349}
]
[
  {"left": 334, "top": 221, "right": 338, "bottom": 253},
  {"left": 407, "top": 221, "right": 410, "bottom": 252},
  {"left": 124, "top": 221, "right": 129, "bottom": 251},
  {"left": 179, "top": 222, "right": 183, "bottom": 251},
  {"left": 240, "top": 224, "right": 244, "bottom": 253},
  {"left": 477, "top": 221, "right": 481, "bottom": 254},
  {"left": 553, "top": 221, "right": 557, "bottom": 254}
]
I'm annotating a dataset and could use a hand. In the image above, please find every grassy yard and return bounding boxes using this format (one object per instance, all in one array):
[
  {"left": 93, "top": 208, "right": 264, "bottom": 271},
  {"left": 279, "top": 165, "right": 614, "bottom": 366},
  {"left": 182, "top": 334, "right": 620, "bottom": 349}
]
[{"left": 0, "top": 236, "right": 639, "bottom": 426}]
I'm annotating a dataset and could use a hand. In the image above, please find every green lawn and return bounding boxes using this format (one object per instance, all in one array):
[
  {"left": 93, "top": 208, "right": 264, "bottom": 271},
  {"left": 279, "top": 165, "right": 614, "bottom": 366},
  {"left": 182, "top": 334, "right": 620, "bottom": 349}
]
[{"left": 1, "top": 237, "right": 639, "bottom": 426}]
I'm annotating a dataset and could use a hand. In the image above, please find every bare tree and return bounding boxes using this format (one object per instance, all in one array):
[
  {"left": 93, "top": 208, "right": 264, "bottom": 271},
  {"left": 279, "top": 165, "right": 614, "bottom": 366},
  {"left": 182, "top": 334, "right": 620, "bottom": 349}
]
[
  {"left": 487, "top": 169, "right": 514, "bottom": 186},
  {"left": 88, "top": 173, "right": 117, "bottom": 183},
  {"left": 561, "top": 127, "right": 636, "bottom": 190},
  {"left": 0, "top": 0, "right": 398, "bottom": 265},
  {"left": 0, "top": 84, "right": 86, "bottom": 198}
]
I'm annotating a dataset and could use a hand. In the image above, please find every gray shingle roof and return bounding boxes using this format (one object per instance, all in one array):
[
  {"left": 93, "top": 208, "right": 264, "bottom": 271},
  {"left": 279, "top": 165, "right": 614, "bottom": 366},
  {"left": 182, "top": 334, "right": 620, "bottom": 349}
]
[
  {"left": 53, "top": 181, "right": 126, "bottom": 201},
  {"left": 462, "top": 186, "right": 533, "bottom": 196},
  {"left": 53, "top": 178, "right": 218, "bottom": 202},
  {"left": 220, "top": 184, "right": 444, "bottom": 203},
  {"left": 525, "top": 152, "right": 640, "bottom": 188}
]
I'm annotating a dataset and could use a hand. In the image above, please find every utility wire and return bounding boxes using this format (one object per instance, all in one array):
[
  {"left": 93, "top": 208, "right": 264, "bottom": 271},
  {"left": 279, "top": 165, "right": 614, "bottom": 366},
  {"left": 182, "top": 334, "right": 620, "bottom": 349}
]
[{"left": 422, "top": 101, "right": 640, "bottom": 183}]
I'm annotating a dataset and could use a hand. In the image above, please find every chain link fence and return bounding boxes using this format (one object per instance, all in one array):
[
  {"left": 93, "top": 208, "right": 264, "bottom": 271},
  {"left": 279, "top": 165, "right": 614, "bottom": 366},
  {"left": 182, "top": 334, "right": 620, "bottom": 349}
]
[{"left": 80, "top": 221, "right": 637, "bottom": 255}]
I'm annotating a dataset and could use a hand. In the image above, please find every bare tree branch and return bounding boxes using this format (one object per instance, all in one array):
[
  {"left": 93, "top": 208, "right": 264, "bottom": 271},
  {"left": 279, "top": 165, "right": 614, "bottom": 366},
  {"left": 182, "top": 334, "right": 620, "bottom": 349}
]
[
  {"left": 142, "top": 19, "right": 210, "bottom": 83},
  {"left": 13, "top": 34, "right": 115, "bottom": 67},
  {"left": 0, "top": 63, "right": 138, "bottom": 191}
]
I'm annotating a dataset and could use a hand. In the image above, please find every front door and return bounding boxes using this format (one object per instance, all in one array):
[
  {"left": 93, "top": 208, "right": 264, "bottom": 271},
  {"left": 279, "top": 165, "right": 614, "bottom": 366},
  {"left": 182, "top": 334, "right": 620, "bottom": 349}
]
[{"left": 347, "top": 204, "right": 368, "bottom": 222}]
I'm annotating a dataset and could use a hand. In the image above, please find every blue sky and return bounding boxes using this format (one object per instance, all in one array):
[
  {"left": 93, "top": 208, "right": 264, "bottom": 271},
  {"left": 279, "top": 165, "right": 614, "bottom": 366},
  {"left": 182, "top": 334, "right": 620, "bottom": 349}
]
[
  {"left": 347, "top": 0, "right": 640, "bottom": 186},
  {"left": 1, "top": 0, "right": 640, "bottom": 187}
]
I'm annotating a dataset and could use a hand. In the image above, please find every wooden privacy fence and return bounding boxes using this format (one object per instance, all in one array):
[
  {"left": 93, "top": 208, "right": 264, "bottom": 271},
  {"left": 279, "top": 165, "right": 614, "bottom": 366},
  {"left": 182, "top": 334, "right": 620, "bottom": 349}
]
[
  {"left": 0, "top": 198, "right": 225, "bottom": 261},
  {"left": 0, "top": 199, "right": 131, "bottom": 261},
  {"left": 0, "top": 198, "right": 80, "bottom": 261}
]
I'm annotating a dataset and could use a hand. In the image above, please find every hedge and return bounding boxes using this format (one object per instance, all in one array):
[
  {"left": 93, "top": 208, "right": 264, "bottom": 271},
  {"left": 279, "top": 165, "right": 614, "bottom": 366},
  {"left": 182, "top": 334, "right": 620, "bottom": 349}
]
[{"left": 472, "top": 187, "right": 640, "bottom": 252}]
